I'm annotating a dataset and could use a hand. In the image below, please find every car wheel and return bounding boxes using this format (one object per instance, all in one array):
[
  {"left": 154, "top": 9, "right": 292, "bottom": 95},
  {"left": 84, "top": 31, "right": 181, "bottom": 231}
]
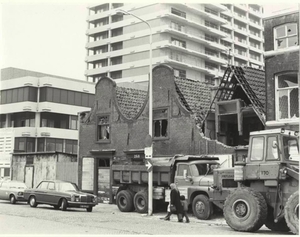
[
  {"left": 223, "top": 188, "right": 267, "bottom": 232},
  {"left": 61, "top": 198, "right": 68, "bottom": 211},
  {"left": 87, "top": 206, "right": 93, "bottom": 212},
  {"left": 10, "top": 195, "right": 16, "bottom": 204},
  {"left": 192, "top": 194, "right": 213, "bottom": 220},
  {"left": 29, "top": 196, "right": 38, "bottom": 208}
]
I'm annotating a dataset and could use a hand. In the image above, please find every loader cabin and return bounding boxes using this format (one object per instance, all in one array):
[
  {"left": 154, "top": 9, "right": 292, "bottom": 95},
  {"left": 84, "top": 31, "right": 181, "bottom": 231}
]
[{"left": 247, "top": 128, "right": 299, "bottom": 164}]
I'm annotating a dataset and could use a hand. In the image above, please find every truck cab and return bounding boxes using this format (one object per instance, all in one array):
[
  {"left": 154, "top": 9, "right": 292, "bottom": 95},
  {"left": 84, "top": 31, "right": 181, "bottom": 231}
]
[{"left": 166, "top": 156, "right": 221, "bottom": 220}]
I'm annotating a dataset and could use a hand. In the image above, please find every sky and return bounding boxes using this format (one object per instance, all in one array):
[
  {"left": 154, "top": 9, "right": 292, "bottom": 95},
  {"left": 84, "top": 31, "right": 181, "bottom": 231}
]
[{"left": 1, "top": 1, "right": 299, "bottom": 81}]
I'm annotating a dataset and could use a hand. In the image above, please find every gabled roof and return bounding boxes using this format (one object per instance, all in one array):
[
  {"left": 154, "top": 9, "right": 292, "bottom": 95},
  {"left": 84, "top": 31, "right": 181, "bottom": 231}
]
[{"left": 115, "top": 86, "right": 148, "bottom": 119}]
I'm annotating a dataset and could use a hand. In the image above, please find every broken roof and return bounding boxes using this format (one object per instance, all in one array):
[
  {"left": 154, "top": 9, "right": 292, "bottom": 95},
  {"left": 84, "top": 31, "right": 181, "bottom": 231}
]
[{"left": 211, "top": 65, "right": 266, "bottom": 125}]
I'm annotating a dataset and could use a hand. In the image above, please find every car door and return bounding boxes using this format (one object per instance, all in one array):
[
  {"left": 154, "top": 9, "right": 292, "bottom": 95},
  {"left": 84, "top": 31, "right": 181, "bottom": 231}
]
[
  {"left": 0, "top": 182, "right": 8, "bottom": 199},
  {"left": 44, "top": 182, "right": 59, "bottom": 204},
  {"left": 34, "top": 181, "right": 49, "bottom": 203}
]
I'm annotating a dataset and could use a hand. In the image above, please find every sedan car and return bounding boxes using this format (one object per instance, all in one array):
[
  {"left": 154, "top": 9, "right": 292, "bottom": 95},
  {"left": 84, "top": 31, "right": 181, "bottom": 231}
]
[
  {"left": 24, "top": 180, "right": 98, "bottom": 212},
  {"left": 0, "top": 180, "right": 27, "bottom": 204}
]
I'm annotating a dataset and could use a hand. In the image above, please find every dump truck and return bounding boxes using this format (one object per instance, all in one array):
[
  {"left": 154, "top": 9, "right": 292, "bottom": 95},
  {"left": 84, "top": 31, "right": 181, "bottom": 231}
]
[
  {"left": 209, "top": 128, "right": 299, "bottom": 234},
  {"left": 111, "top": 154, "right": 223, "bottom": 219}
]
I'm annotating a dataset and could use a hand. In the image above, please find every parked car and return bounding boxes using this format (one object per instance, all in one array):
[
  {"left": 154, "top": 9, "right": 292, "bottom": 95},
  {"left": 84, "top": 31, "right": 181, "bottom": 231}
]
[
  {"left": 24, "top": 180, "right": 98, "bottom": 212},
  {"left": 0, "top": 180, "right": 27, "bottom": 204}
]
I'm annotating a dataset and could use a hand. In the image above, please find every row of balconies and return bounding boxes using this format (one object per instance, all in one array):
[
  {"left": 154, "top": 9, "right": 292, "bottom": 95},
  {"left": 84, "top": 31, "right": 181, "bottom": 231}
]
[{"left": 0, "top": 127, "right": 78, "bottom": 140}]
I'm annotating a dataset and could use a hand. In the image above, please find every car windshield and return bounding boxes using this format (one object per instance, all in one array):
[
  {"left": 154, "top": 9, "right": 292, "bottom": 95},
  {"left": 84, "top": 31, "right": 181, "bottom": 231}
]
[
  {"left": 190, "top": 163, "right": 219, "bottom": 176},
  {"left": 58, "top": 182, "right": 78, "bottom": 192}
]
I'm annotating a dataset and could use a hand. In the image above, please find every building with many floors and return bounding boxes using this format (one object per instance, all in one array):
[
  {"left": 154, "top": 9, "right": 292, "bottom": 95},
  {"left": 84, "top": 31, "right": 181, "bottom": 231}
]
[
  {"left": 85, "top": 3, "right": 264, "bottom": 85},
  {"left": 0, "top": 68, "right": 95, "bottom": 178}
]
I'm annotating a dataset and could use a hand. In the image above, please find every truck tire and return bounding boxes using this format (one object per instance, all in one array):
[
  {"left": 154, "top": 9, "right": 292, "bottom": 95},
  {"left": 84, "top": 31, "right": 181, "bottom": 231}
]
[
  {"left": 223, "top": 188, "right": 267, "bottom": 232},
  {"left": 134, "top": 191, "right": 148, "bottom": 213},
  {"left": 116, "top": 190, "right": 134, "bottom": 212},
  {"left": 265, "top": 207, "right": 290, "bottom": 232},
  {"left": 284, "top": 191, "right": 299, "bottom": 235},
  {"left": 192, "top": 194, "right": 213, "bottom": 220}
]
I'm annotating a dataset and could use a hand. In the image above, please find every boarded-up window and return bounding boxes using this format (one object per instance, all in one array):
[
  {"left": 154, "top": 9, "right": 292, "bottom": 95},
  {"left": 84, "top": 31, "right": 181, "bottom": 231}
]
[{"left": 82, "top": 157, "right": 94, "bottom": 191}]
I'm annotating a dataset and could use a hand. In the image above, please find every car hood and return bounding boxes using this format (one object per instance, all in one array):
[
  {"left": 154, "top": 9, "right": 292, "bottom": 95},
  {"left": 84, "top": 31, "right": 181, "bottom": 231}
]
[
  {"left": 193, "top": 175, "right": 214, "bottom": 186},
  {"left": 65, "top": 190, "right": 96, "bottom": 197}
]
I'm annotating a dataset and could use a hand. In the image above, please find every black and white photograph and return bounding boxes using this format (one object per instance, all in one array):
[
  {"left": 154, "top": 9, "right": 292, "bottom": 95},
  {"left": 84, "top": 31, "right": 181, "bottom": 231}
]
[{"left": 0, "top": 1, "right": 299, "bottom": 236}]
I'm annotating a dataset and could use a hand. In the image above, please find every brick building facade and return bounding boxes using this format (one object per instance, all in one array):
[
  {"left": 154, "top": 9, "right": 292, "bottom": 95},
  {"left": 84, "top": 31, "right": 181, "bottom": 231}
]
[
  {"left": 78, "top": 64, "right": 235, "bottom": 198},
  {"left": 264, "top": 10, "right": 299, "bottom": 130}
]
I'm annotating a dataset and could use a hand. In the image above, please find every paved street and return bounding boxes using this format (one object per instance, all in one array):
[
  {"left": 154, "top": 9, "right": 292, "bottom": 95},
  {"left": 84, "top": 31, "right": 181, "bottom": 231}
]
[{"left": 0, "top": 200, "right": 293, "bottom": 235}]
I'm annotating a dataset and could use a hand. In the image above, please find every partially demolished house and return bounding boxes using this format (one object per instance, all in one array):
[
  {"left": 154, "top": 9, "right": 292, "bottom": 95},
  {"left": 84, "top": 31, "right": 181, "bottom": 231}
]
[
  {"left": 78, "top": 64, "right": 235, "bottom": 199},
  {"left": 205, "top": 66, "right": 266, "bottom": 146}
]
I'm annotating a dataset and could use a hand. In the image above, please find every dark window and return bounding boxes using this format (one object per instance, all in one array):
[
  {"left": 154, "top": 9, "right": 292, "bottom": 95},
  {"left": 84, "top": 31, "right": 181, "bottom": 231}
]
[
  {"left": 29, "top": 87, "right": 37, "bottom": 101},
  {"left": 174, "top": 68, "right": 186, "bottom": 78},
  {"left": 37, "top": 138, "right": 45, "bottom": 152},
  {"left": 0, "top": 115, "right": 6, "bottom": 128},
  {"left": 39, "top": 87, "right": 46, "bottom": 102},
  {"left": 12, "top": 112, "right": 35, "bottom": 127},
  {"left": 0, "top": 90, "right": 7, "bottom": 104},
  {"left": 111, "top": 27, "right": 123, "bottom": 37},
  {"left": 53, "top": 88, "right": 61, "bottom": 103},
  {"left": 26, "top": 156, "right": 34, "bottom": 165},
  {"left": 4, "top": 168, "right": 10, "bottom": 177},
  {"left": 68, "top": 91, "right": 75, "bottom": 105},
  {"left": 97, "top": 116, "right": 110, "bottom": 141},
  {"left": 70, "top": 115, "right": 78, "bottom": 130},
  {"left": 171, "top": 8, "right": 186, "bottom": 18},
  {"left": 171, "top": 37, "right": 186, "bottom": 48},
  {"left": 46, "top": 138, "right": 56, "bottom": 151},
  {"left": 12, "top": 89, "right": 18, "bottom": 103},
  {"left": 111, "top": 42, "right": 123, "bottom": 51},
  {"left": 75, "top": 92, "right": 82, "bottom": 105},
  {"left": 98, "top": 158, "right": 110, "bottom": 167},
  {"left": 6, "top": 90, "right": 12, "bottom": 103},
  {"left": 60, "top": 89, "right": 68, "bottom": 104},
  {"left": 55, "top": 139, "right": 63, "bottom": 152},
  {"left": 110, "top": 71, "right": 122, "bottom": 79},
  {"left": 82, "top": 93, "right": 89, "bottom": 107},
  {"left": 111, "top": 56, "right": 122, "bottom": 65},
  {"left": 153, "top": 109, "right": 168, "bottom": 138},
  {"left": 65, "top": 139, "right": 77, "bottom": 154},
  {"left": 17, "top": 88, "right": 24, "bottom": 102},
  {"left": 14, "top": 137, "right": 35, "bottom": 153},
  {"left": 46, "top": 87, "right": 53, "bottom": 101}
]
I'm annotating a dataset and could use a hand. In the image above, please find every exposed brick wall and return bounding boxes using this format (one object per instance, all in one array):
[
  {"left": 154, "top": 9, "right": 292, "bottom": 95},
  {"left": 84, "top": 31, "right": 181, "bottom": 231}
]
[{"left": 78, "top": 64, "right": 235, "bottom": 188}]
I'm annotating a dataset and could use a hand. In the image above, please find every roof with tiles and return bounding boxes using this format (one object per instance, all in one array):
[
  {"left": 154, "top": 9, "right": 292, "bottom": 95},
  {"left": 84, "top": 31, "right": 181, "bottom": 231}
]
[
  {"left": 174, "top": 76, "right": 212, "bottom": 116},
  {"left": 115, "top": 86, "right": 148, "bottom": 119},
  {"left": 242, "top": 66, "right": 266, "bottom": 107}
]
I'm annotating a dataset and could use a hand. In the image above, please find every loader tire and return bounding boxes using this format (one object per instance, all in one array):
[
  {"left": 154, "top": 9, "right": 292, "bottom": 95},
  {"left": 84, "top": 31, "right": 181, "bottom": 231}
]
[
  {"left": 284, "top": 191, "right": 299, "bottom": 235},
  {"left": 116, "top": 190, "right": 134, "bottom": 212},
  {"left": 224, "top": 188, "right": 267, "bottom": 232}
]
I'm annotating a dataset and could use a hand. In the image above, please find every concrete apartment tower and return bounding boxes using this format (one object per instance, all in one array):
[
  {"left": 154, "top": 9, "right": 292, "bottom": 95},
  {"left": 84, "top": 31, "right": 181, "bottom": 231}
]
[{"left": 85, "top": 3, "right": 264, "bottom": 85}]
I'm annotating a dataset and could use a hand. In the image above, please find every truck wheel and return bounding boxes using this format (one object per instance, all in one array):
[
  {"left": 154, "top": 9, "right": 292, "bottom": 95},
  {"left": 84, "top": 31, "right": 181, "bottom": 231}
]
[
  {"left": 134, "top": 191, "right": 148, "bottom": 213},
  {"left": 116, "top": 190, "right": 134, "bottom": 212},
  {"left": 192, "top": 194, "right": 213, "bottom": 220},
  {"left": 284, "top": 191, "right": 299, "bottom": 235},
  {"left": 265, "top": 207, "right": 290, "bottom": 232},
  {"left": 223, "top": 188, "right": 267, "bottom": 232}
]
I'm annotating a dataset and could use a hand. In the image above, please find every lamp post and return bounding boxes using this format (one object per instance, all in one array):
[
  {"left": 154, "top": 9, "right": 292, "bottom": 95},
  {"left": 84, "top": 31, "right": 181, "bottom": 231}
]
[{"left": 116, "top": 9, "right": 153, "bottom": 216}]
